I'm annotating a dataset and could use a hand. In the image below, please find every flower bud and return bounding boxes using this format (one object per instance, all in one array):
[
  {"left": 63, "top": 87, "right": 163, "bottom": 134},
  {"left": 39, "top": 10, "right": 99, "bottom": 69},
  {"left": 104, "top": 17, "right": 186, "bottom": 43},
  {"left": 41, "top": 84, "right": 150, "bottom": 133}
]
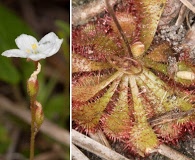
[
  {"left": 34, "top": 101, "right": 44, "bottom": 130},
  {"left": 27, "top": 62, "right": 41, "bottom": 99},
  {"left": 131, "top": 41, "right": 145, "bottom": 58},
  {"left": 27, "top": 78, "right": 39, "bottom": 99}
]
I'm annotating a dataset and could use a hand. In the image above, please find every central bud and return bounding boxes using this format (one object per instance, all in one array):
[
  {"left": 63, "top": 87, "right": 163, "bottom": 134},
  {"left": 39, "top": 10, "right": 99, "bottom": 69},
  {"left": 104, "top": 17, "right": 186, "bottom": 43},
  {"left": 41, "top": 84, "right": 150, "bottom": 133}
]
[{"left": 107, "top": 55, "right": 142, "bottom": 75}]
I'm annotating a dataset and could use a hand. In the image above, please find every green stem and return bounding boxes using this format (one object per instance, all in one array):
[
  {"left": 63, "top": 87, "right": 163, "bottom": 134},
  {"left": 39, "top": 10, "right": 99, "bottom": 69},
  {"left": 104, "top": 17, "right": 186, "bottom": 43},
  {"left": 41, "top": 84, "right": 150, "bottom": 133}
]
[
  {"left": 29, "top": 61, "right": 39, "bottom": 160},
  {"left": 30, "top": 101, "right": 36, "bottom": 160}
]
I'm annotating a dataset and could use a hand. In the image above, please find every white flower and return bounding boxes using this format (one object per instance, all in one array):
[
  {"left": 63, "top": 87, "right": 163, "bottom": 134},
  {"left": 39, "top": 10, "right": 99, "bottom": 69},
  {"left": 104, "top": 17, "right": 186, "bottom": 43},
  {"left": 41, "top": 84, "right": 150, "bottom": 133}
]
[{"left": 2, "top": 32, "right": 63, "bottom": 61}]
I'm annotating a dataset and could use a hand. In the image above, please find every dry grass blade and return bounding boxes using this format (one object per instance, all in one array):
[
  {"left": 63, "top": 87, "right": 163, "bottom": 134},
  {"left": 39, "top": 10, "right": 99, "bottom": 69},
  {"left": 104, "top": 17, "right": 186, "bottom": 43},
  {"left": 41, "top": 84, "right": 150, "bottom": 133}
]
[
  {"left": 72, "top": 0, "right": 119, "bottom": 25},
  {"left": 72, "top": 144, "right": 90, "bottom": 160},
  {"left": 175, "top": 5, "right": 188, "bottom": 26},
  {"left": 89, "top": 130, "right": 111, "bottom": 148},
  {"left": 156, "top": 144, "right": 193, "bottom": 160},
  {"left": 180, "top": 0, "right": 195, "bottom": 13},
  {"left": 72, "top": 129, "right": 130, "bottom": 160}
]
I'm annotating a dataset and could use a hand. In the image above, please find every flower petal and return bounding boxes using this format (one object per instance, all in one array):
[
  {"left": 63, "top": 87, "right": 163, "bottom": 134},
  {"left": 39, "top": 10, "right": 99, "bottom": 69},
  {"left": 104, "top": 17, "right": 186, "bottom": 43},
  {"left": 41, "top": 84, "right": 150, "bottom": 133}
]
[
  {"left": 39, "top": 32, "right": 60, "bottom": 45},
  {"left": 15, "top": 34, "right": 38, "bottom": 51},
  {"left": 2, "top": 49, "right": 28, "bottom": 58},
  {"left": 38, "top": 32, "right": 63, "bottom": 57}
]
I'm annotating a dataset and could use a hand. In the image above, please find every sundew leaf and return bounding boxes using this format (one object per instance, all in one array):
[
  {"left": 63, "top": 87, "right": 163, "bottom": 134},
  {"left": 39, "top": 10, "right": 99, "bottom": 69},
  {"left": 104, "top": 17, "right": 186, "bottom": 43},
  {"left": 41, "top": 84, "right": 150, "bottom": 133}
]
[
  {"left": 0, "top": 5, "right": 35, "bottom": 84},
  {"left": 129, "top": 75, "right": 158, "bottom": 155},
  {"left": 72, "top": 71, "right": 123, "bottom": 102},
  {"left": 142, "top": 57, "right": 167, "bottom": 75},
  {"left": 73, "top": 79, "right": 120, "bottom": 131},
  {"left": 145, "top": 43, "right": 172, "bottom": 62},
  {"left": 138, "top": 69, "right": 193, "bottom": 112},
  {"left": 72, "top": 53, "right": 111, "bottom": 73},
  {"left": 73, "top": 24, "right": 124, "bottom": 59},
  {"left": 103, "top": 75, "right": 132, "bottom": 139},
  {"left": 137, "top": 0, "right": 166, "bottom": 52},
  {"left": 129, "top": 75, "right": 147, "bottom": 123}
]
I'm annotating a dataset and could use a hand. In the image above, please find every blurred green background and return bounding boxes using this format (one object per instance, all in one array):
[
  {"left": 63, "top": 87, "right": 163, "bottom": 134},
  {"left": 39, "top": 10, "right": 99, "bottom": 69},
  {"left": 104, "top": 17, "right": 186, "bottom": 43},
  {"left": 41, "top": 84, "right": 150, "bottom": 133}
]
[{"left": 0, "top": 0, "right": 70, "bottom": 159}]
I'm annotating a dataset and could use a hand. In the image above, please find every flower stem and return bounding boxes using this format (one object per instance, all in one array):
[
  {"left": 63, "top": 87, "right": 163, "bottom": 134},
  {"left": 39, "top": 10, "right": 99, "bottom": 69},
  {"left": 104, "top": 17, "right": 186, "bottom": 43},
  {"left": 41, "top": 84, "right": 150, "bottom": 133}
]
[
  {"left": 29, "top": 62, "right": 40, "bottom": 160},
  {"left": 105, "top": 0, "right": 133, "bottom": 58},
  {"left": 30, "top": 102, "right": 36, "bottom": 160}
]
